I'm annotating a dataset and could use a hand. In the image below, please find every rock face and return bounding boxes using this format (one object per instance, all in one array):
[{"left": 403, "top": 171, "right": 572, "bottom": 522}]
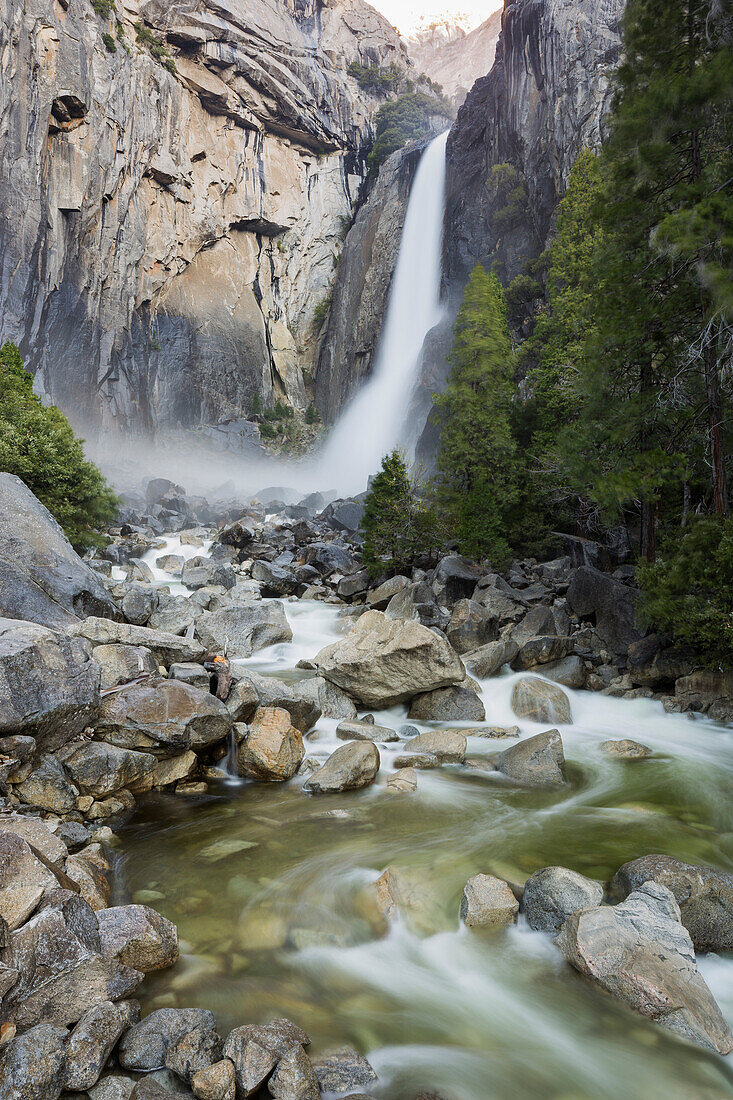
[
  {"left": 444, "top": 0, "right": 626, "bottom": 287},
  {"left": 556, "top": 882, "right": 733, "bottom": 1055},
  {"left": 312, "top": 610, "right": 465, "bottom": 708},
  {"left": 0, "top": 475, "right": 119, "bottom": 628},
  {"left": 0, "top": 0, "right": 408, "bottom": 437},
  {"left": 407, "top": 11, "right": 503, "bottom": 107}
]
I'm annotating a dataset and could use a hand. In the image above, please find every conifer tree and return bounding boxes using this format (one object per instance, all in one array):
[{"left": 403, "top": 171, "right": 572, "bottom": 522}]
[
  {"left": 434, "top": 266, "right": 517, "bottom": 563},
  {"left": 362, "top": 450, "right": 441, "bottom": 576}
]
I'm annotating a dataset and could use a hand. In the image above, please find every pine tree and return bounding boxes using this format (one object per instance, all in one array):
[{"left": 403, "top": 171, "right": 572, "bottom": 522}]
[
  {"left": 362, "top": 450, "right": 441, "bottom": 577},
  {"left": 434, "top": 266, "right": 518, "bottom": 563}
]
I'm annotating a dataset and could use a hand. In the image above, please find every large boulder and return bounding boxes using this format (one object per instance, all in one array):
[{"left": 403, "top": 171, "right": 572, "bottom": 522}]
[
  {"left": 94, "top": 644, "right": 159, "bottom": 689},
  {"left": 432, "top": 555, "right": 483, "bottom": 607},
  {"left": 0, "top": 618, "right": 100, "bottom": 751},
  {"left": 196, "top": 603, "right": 292, "bottom": 659},
  {"left": 522, "top": 867, "right": 604, "bottom": 934},
  {"left": 59, "top": 742, "right": 157, "bottom": 797},
  {"left": 312, "top": 610, "right": 465, "bottom": 708},
  {"left": 446, "top": 599, "right": 496, "bottom": 655},
  {"left": 119, "top": 1008, "right": 217, "bottom": 1072},
  {"left": 403, "top": 730, "right": 467, "bottom": 763},
  {"left": 0, "top": 1023, "right": 69, "bottom": 1100},
  {"left": 228, "top": 670, "right": 321, "bottom": 732},
  {"left": 98, "top": 905, "right": 179, "bottom": 972},
  {"left": 566, "top": 566, "right": 643, "bottom": 654},
  {"left": 496, "top": 730, "right": 566, "bottom": 788},
  {"left": 463, "top": 638, "right": 519, "bottom": 679},
  {"left": 16, "top": 754, "right": 79, "bottom": 813},
  {"left": 0, "top": 831, "right": 57, "bottom": 931},
  {"left": 510, "top": 677, "right": 572, "bottom": 724},
  {"left": 181, "top": 557, "right": 236, "bottom": 591},
  {"left": 366, "top": 576, "right": 410, "bottom": 611},
  {"left": 64, "top": 1000, "right": 140, "bottom": 1092},
  {"left": 0, "top": 473, "right": 119, "bottom": 628},
  {"left": 72, "top": 618, "right": 204, "bottom": 666},
  {"left": 556, "top": 882, "right": 733, "bottom": 1054},
  {"left": 408, "top": 684, "right": 485, "bottom": 722},
  {"left": 611, "top": 855, "right": 733, "bottom": 953},
  {"left": 95, "top": 680, "right": 232, "bottom": 756},
  {"left": 512, "top": 636, "right": 575, "bottom": 671},
  {"left": 0, "top": 890, "right": 143, "bottom": 1029},
  {"left": 303, "top": 742, "right": 380, "bottom": 794},
  {"left": 148, "top": 593, "right": 197, "bottom": 637},
  {"left": 384, "top": 582, "right": 449, "bottom": 631},
  {"left": 237, "top": 708, "right": 305, "bottom": 782}
]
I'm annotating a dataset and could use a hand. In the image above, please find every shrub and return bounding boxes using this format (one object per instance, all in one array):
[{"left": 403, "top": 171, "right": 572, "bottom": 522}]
[
  {"left": 91, "top": 0, "right": 114, "bottom": 17},
  {"left": 368, "top": 92, "right": 452, "bottom": 170},
  {"left": 347, "top": 62, "right": 403, "bottom": 97},
  {"left": 362, "top": 450, "right": 443, "bottom": 577},
  {"left": 102, "top": 31, "right": 116, "bottom": 52},
  {"left": 134, "top": 22, "right": 176, "bottom": 73},
  {"left": 305, "top": 402, "right": 320, "bottom": 425},
  {"left": 313, "top": 292, "right": 333, "bottom": 330},
  {"left": 259, "top": 423, "right": 278, "bottom": 441},
  {"left": 637, "top": 518, "right": 733, "bottom": 667},
  {"left": 0, "top": 342, "right": 118, "bottom": 549},
  {"left": 251, "top": 393, "right": 261, "bottom": 417}
]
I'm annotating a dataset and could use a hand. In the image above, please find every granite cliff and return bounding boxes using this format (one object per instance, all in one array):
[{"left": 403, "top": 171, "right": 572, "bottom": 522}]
[
  {"left": 0, "top": 0, "right": 407, "bottom": 438},
  {"left": 406, "top": 11, "right": 502, "bottom": 107}
]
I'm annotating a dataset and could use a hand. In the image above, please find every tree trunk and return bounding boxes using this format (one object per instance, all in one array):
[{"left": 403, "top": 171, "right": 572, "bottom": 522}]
[{"left": 705, "top": 336, "right": 729, "bottom": 517}]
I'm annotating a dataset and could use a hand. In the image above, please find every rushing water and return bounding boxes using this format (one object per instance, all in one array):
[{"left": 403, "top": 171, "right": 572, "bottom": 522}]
[{"left": 119, "top": 553, "right": 733, "bottom": 1100}]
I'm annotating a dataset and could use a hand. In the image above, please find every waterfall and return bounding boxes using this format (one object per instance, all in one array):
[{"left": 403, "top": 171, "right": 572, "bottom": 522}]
[{"left": 315, "top": 131, "right": 449, "bottom": 492}]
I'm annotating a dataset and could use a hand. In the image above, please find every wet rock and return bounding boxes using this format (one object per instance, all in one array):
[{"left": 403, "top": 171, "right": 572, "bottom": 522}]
[
  {"left": 392, "top": 753, "right": 441, "bottom": 769},
  {"left": 251, "top": 561, "right": 299, "bottom": 598},
  {"left": 169, "top": 663, "right": 211, "bottom": 691},
  {"left": 228, "top": 671, "right": 321, "bottom": 733},
  {"left": 139, "top": 752, "right": 198, "bottom": 792},
  {"left": 462, "top": 638, "right": 519, "bottom": 678},
  {"left": 267, "top": 1045, "right": 319, "bottom": 1099},
  {"left": 366, "top": 576, "right": 410, "bottom": 610},
  {"left": 0, "top": 619, "right": 100, "bottom": 751},
  {"left": 446, "top": 599, "right": 496, "bottom": 655},
  {"left": 384, "top": 582, "right": 449, "bottom": 631},
  {"left": 165, "top": 1024, "right": 224, "bottom": 1084},
  {"left": 304, "top": 742, "right": 380, "bottom": 794},
  {"left": 510, "top": 678, "right": 572, "bottom": 724},
  {"left": 512, "top": 636, "right": 575, "bottom": 671},
  {"left": 611, "top": 855, "right": 733, "bottom": 952},
  {"left": 0, "top": 474, "right": 118, "bottom": 628},
  {"left": 566, "top": 566, "right": 642, "bottom": 655},
  {"left": 403, "top": 730, "right": 467, "bottom": 763},
  {"left": 120, "top": 1009, "right": 218, "bottom": 1073},
  {"left": 313, "top": 610, "right": 464, "bottom": 708},
  {"left": 540, "top": 655, "right": 586, "bottom": 690},
  {"left": 386, "top": 768, "right": 418, "bottom": 793},
  {"left": 223, "top": 1019, "right": 309, "bottom": 1097},
  {"left": 469, "top": 726, "right": 520, "bottom": 739},
  {"left": 59, "top": 742, "right": 157, "bottom": 797},
  {"left": 181, "top": 558, "right": 236, "bottom": 591},
  {"left": 64, "top": 1000, "right": 140, "bottom": 1091},
  {"left": 460, "top": 874, "right": 519, "bottom": 927},
  {"left": 73, "top": 618, "right": 205, "bottom": 666},
  {"left": 408, "top": 685, "right": 485, "bottom": 722},
  {"left": 95, "top": 645, "right": 159, "bottom": 689},
  {"left": 1, "top": 890, "right": 143, "bottom": 1029},
  {"left": 237, "top": 708, "right": 305, "bottom": 782},
  {"left": 294, "top": 677, "right": 358, "bottom": 721},
  {"left": 336, "top": 719, "right": 399, "bottom": 743},
  {"left": 98, "top": 905, "right": 179, "bottom": 972},
  {"left": 96, "top": 680, "right": 232, "bottom": 756},
  {"left": 17, "top": 754, "right": 79, "bottom": 813},
  {"left": 311, "top": 1048, "right": 378, "bottom": 1094},
  {"left": 0, "top": 832, "right": 57, "bottom": 931},
  {"left": 556, "top": 882, "right": 733, "bottom": 1054},
  {"left": 157, "top": 554, "right": 185, "bottom": 574},
  {"left": 496, "top": 730, "right": 566, "bottom": 788},
  {"left": 0, "top": 1022, "right": 68, "bottom": 1100},
  {"left": 148, "top": 595, "right": 197, "bottom": 638},
  {"left": 600, "top": 739, "right": 652, "bottom": 759},
  {"left": 191, "top": 1058, "right": 235, "bottom": 1100},
  {"left": 522, "top": 867, "right": 604, "bottom": 934},
  {"left": 196, "top": 603, "right": 292, "bottom": 660}
]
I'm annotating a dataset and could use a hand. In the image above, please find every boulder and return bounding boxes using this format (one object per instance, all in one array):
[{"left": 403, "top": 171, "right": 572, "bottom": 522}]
[
  {"left": 223, "top": 1019, "right": 309, "bottom": 1098},
  {"left": 540, "top": 655, "right": 586, "bottom": 690},
  {"left": 0, "top": 815, "right": 68, "bottom": 864},
  {"left": 311, "top": 1048, "right": 378, "bottom": 1095},
  {"left": 600, "top": 739, "right": 651, "bottom": 759},
  {"left": 169, "top": 663, "right": 210, "bottom": 691},
  {"left": 305, "top": 542, "right": 358, "bottom": 577},
  {"left": 303, "top": 742, "right": 380, "bottom": 794},
  {"left": 120, "top": 587, "right": 159, "bottom": 628},
  {"left": 386, "top": 767, "right": 418, "bottom": 793},
  {"left": 0, "top": 619, "right": 100, "bottom": 751},
  {"left": 522, "top": 867, "right": 604, "bottom": 934},
  {"left": 463, "top": 638, "right": 519, "bottom": 679},
  {"left": 237, "top": 708, "right": 305, "bottom": 782},
  {"left": 0, "top": 473, "right": 119, "bottom": 628},
  {"left": 181, "top": 558, "right": 236, "bottom": 591},
  {"left": 17, "top": 754, "right": 79, "bottom": 813},
  {"left": 366, "top": 576, "right": 410, "bottom": 611},
  {"left": 336, "top": 719, "right": 398, "bottom": 743},
  {"left": 403, "top": 730, "right": 466, "bottom": 763},
  {"left": 432, "top": 556, "right": 483, "bottom": 607},
  {"left": 323, "top": 499, "right": 364, "bottom": 534},
  {"left": 473, "top": 586, "right": 526, "bottom": 627},
  {"left": 96, "top": 680, "right": 232, "bottom": 756},
  {"left": 196, "top": 603, "right": 292, "bottom": 659},
  {"left": 267, "top": 1045, "right": 320, "bottom": 1099},
  {"left": 165, "top": 1025, "right": 224, "bottom": 1084},
  {"left": 191, "top": 1059, "right": 236, "bottom": 1100},
  {"left": 496, "top": 730, "right": 566, "bottom": 788},
  {"left": 0, "top": 1022, "right": 69, "bottom": 1100},
  {"left": 64, "top": 1000, "right": 140, "bottom": 1091},
  {"left": 336, "top": 569, "right": 370, "bottom": 600},
  {"left": 384, "top": 582, "right": 449, "bottom": 631},
  {"left": 65, "top": 845, "right": 112, "bottom": 911},
  {"left": 510, "top": 678, "right": 572, "bottom": 724},
  {"left": 59, "top": 742, "right": 157, "bottom": 797},
  {"left": 512, "top": 636, "right": 575, "bottom": 671},
  {"left": 1, "top": 890, "right": 143, "bottom": 1029},
  {"left": 312, "top": 610, "right": 465, "bottom": 708},
  {"left": 294, "top": 677, "right": 357, "bottom": 721},
  {"left": 446, "top": 599, "right": 496, "bottom": 655},
  {"left": 98, "top": 905, "right": 179, "bottom": 972},
  {"left": 73, "top": 618, "right": 205, "bottom": 666},
  {"left": 0, "top": 832, "right": 57, "bottom": 931},
  {"left": 251, "top": 561, "right": 299, "bottom": 598},
  {"left": 228, "top": 671, "right": 321, "bottom": 732},
  {"left": 460, "top": 874, "right": 519, "bottom": 927},
  {"left": 611, "top": 855, "right": 733, "bottom": 953},
  {"left": 392, "top": 752, "right": 440, "bottom": 769},
  {"left": 566, "top": 566, "right": 643, "bottom": 655},
  {"left": 94, "top": 645, "right": 159, "bottom": 689},
  {"left": 408, "top": 685, "right": 485, "bottom": 723},
  {"left": 556, "top": 882, "right": 733, "bottom": 1054},
  {"left": 511, "top": 605, "right": 557, "bottom": 643},
  {"left": 148, "top": 594, "right": 197, "bottom": 637},
  {"left": 90, "top": 1075, "right": 137, "bottom": 1100},
  {"left": 119, "top": 1009, "right": 218, "bottom": 1073}
]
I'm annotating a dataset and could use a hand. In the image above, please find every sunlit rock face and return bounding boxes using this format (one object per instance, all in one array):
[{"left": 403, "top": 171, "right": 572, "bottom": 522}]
[{"left": 0, "top": 0, "right": 407, "bottom": 436}]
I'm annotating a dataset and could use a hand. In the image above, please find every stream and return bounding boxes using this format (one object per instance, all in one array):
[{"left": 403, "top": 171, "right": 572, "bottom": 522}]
[{"left": 117, "top": 542, "right": 733, "bottom": 1100}]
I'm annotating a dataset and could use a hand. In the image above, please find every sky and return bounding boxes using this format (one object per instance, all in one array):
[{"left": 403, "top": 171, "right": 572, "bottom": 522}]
[{"left": 371, "top": 1, "right": 503, "bottom": 35}]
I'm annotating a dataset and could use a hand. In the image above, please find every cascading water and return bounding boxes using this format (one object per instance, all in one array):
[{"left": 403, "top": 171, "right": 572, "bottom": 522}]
[{"left": 314, "top": 131, "right": 449, "bottom": 491}]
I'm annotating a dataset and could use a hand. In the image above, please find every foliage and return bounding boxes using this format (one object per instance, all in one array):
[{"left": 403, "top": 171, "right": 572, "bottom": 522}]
[
  {"left": 305, "top": 402, "right": 320, "bottom": 425},
  {"left": 347, "top": 62, "right": 403, "bottom": 97},
  {"left": 91, "top": 0, "right": 114, "bottom": 17},
  {"left": 505, "top": 273, "right": 543, "bottom": 328},
  {"left": 488, "top": 164, "right": 531, "bottom": 237},
  {"left": 102, "top": 32, "right": 116, "bottom": 53},
  {"left": 637, "top": 519, "right": 733, "bottom": 665},
  {"left": 434, "top": 266, "right": 518, "bottom": 563},
  {"left": 313, "top": 292, "right": 333, "bottom": 330},
  {"left": 250, "top": 392, "right": 261, "bottom": 417},
  {"left": 368, "top": 92, "right": 451, "bottom": 170},
  {"left": 259, "top": 423, "right": 277, "bottom": 441},
  {"left": 134, "top": 22, "right": 176, "bottom": 74},
  {"left": 362, "top": 451, "right": 443, "bottom": 577},
  {"left": 263, "top": 401, "right": 294, "bottom": 423},
  {"left": 0, "top": 342, "right": 118, "bottom": 550}
]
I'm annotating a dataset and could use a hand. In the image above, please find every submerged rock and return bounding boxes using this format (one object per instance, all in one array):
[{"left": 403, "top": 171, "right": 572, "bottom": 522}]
[
  {"left": 303, "top": 742, "right": 380, "bottom": 794},
  {"left": 522, "top": 867, "right": 604, "bottom": 934},
  {"left": 556, "top": 882, "right": 733, "bottom": 1054},
  {"left": 600, "top": 739, "right": 652, "bottom": 759}
]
